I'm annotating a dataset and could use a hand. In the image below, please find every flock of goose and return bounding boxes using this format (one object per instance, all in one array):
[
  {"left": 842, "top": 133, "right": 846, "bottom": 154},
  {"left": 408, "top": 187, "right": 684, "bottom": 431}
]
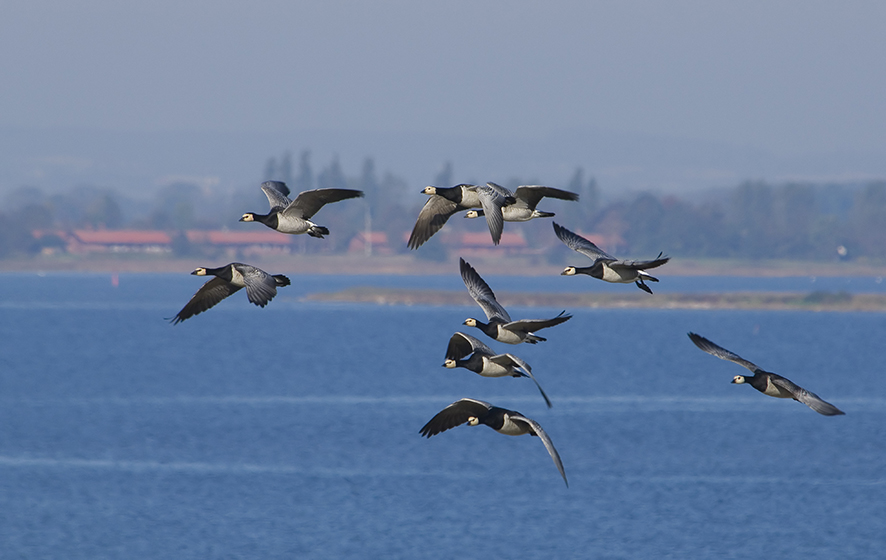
[{"left": 170, "top": 180, "right": 846, "bottom": 486}]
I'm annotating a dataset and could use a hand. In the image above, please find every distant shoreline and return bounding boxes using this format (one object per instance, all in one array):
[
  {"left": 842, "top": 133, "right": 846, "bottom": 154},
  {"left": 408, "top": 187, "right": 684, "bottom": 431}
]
[
  {"left": 304, "top": 287, "right": 886, "bottom": 312},
  {"left": 2, "top": 253, "right": 886, "bottom": 278}
]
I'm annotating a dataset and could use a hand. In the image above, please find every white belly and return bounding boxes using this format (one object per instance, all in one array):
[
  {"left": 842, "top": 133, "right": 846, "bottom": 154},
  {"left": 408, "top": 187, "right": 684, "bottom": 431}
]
[
  {"left": 495, "top": 326, "right": 525, "bottom": 344},
  {"left": 276, "top": 214, "right": 311, "bottom": 234},
  {"left": 498, "top": 415, "right": 530, "bottom": 436},
  {"left": 600, "top": 265, "right": 637, "bottom": 283},
  {"left": 478, "top": 358, "right": 511, "bottom": 377}
]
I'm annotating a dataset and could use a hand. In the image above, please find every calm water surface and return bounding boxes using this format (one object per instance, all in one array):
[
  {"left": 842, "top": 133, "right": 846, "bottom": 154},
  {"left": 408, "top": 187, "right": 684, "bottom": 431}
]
[{"left": 0, "top": 273, "right": 884, "bottom": 559}]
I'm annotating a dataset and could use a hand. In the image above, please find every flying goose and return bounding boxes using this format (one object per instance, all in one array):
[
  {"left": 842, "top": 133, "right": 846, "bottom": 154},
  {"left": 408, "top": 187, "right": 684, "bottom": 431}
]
[
  {"left": 407, "top": 183, "right": 514, "bottom": 249},
  {"left": 460, "top": 257, "right": 571, "bottom": 344},
  {"left": 419, "top": 398, "right": 568, "bottom": 486},
  {"left": 170, "top": 263, "right": 291, "bottom": 324},
  {"left": 464, "top": 184, "right": 579, "bottom": 222},
  {"left": 445, "top": 331, "right": 552, "bottom": 408},
  {"left": 553, "top": 222, "right": 669, "bottom": 294},
  {"left": 687, "top": 332, "right": 845, "bottom": 416},
  {"left": 240, "top": 181, "right": 364, "bottom": 238}
]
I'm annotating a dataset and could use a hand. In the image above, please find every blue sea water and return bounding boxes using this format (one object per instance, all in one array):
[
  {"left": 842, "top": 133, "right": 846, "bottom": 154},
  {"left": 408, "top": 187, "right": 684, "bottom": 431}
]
[{"left": 0, "top": 272, "right": 884, "bottom": 559}]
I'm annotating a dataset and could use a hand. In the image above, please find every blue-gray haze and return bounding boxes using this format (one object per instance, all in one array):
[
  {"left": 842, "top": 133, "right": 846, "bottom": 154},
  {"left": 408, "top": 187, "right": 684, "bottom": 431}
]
[
  {"left": 0, "top": 273, "right": 884, "bottom": 558},
  {"left": 2, "top": 2, "right": 885, "bottom": 194}
]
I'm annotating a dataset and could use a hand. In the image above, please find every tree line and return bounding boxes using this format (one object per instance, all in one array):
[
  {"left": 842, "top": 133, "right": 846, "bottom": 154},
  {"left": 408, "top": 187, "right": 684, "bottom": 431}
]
[{"left": 2, "top": 149, "right": 885, "bottom": 262}]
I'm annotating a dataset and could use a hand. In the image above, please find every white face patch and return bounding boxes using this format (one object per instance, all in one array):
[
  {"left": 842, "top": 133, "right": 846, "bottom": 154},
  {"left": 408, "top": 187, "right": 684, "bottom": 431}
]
[
  {"left": 465, "top": 211, "right": 478, "bottom": 219},
  {"left": 444, "top": 359, "right": 456, "bottom": 368},
  {"left": 241, "top": 213, "right": 254, "bottom": 222},
  {"left": 562, "top": 267, "right": 576, "bottom": 276},
  {"left": 194, "top": 268, "right": 207, "bottom": 276},
  {"left": 423, "top": 186, "right": 437, "bottom": 195},
  {"left": 464, "top": 318, "right": 476, "bottom": 326},
  {"left": 467, "top": 417, "right": 479, "bottom": 426},
  {"left": 733, "top": 375, "right": 746, "bottom": 384}
]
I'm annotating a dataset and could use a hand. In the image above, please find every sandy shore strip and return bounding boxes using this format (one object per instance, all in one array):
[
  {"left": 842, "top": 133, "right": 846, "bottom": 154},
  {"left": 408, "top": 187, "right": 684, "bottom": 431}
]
[{"left": 303, "top": 287, "right": 886, "bottom": 312}]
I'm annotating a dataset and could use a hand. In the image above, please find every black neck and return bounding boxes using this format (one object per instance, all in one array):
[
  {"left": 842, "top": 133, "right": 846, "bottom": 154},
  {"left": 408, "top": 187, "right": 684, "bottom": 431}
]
[
  {"left": 574, "top": 264, "right": 604, "bottom": 279},
  {"left": 204, "top": 266, "right": 233, "bottom": 281},
  {"left": 253, "top": 212, "right": 278, "bottom": 228}
]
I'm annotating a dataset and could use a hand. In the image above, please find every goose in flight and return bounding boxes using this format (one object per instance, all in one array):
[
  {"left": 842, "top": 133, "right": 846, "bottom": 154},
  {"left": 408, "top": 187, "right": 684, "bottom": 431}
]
[
  {"left": 445, "top": 331, "right": 552, "bottom": 408},
  {"left": 464, "top": 183, "right": 579, "bottom": 222},
  {"left": 408, "top": 183, "right": 514, "bottom": 249},
  {"left": 419, "top": 398, "right": 568, "bottom": 486},
  {"left": 553, "top": 222, "right": 669, "bottom": 294},
  {"left": 687, "top": 332, "right": 845, "bottom": 416},
  {"left": 460, "top": 257, "right": 571, "bottom": 344},
  {"left": 240, "top": 181, "right": 363, "bottom": 238},
  {"left": 170, "top": 263, "right": 290, "bottom": 324}
]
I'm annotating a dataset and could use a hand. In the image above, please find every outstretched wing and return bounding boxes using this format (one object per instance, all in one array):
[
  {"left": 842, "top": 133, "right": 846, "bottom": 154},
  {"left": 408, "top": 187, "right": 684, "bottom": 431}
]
[
  {"left": 490, "top": 354, "right": 553, "bottom": 408},
  {"left": 608, "top": 254, "right": 670, "bottom": 272},
  {"left": 553, "top": 222, "right": 616, "bottom": 262},
  {"left": 475, "top": 184, "right": 510, "bottom": 245},
  {"left": 260, "top": 181, "right": 293, "bottom": 211},
  {"left": 460, "top": 258, "right": 511, "bottom": 322},
  {"left": 514, "top": 186, "right": 579, "bottom": 209},
  {"left": 687, "top": 332, "right": 763, "bottom": 373},
  {"left": 171, "top": 277, "right": 241, "bottom": 324},
  {"left": 511, "top": 414, "right": 568, "bottom": 486},
  {"left": 502, "top": 312, "right": 571, "bottom": 335},
  {"left": 484, "top": 181, "right": 515, "bottom": 198},
  {"left": 446, "top": 332, "right": 495, "bottom": 360},
  {"left": 418, "top": 398, "right": 494, "bottom": 437},
  {"left": 284, "top": 188, "right": 364, "bottom": 219},
  {"left": 408, "top": 195, "right": 460, "bottom": 249},
  {"left": 488, "top": 352, "right": 532, "bottom": 374},
  {"left": 769, "top": 376, "right": 845, "bottom": 416}
]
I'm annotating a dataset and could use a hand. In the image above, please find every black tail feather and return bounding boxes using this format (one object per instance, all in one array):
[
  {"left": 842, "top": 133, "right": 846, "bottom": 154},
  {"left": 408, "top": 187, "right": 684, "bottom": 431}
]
[{"left": 308, "top": 226, "right": 330, "bottom": 238}]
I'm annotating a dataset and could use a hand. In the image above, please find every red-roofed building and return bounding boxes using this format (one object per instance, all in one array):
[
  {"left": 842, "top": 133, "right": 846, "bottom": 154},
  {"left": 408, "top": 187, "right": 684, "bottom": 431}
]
[
  {"left": 68, "top": 229, "right": 173, "bottom": 253},
  {"left": 348, "top": 231, "right": 394, "bottom": 255}
]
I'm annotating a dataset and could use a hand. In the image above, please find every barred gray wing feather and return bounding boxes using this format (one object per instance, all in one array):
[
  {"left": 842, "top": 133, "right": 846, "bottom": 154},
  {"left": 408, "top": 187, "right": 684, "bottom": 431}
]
[
  {"left": 492, "top": 354, "right": 551, "bottom": 408},
  {"left": 489, "top": 352, "right": 532, "bottom": 374},
  {"left": 460, "top": 258, "right": 511, "bottom": 322},
  {"left": 260, "top": 181, "right": 293, "bottom": 211},
  {"left": 609, "top": 255, "right": 670, "bottom": 272},
  {"left": 511, "top": 414, "right": 567, "bottom": 485},
  {"left": 687, "top": 332, "right": 763, "bottom": 373},
  {"left": 476, "top": 184, "right": 509, "bottom": 245},
  {"left": 240, "top": 266, "right": 280, "bottom": 307},
  {"left": 485, "top": 182, "right": 515, "bottom": 199},
  {"left": 171, "top": 277, "right": 240, "bottom": 324},
  {"left": 408, "top": 195, "right": 460, "bottom": 249},
  {"left": 502, "top": 313, "right": 571, "bottom": 335},
  {"left": 514, "top": 186, "right": 579, "bottom": 209},
  {"left": 285, "top": 188, "right": 364, "bottom": 219},
  {"left": 770, "top": 377, "right": 845, "bottom": 416},
  {"left": 553, "top": 222, "right": 615, "bottom": 262}
]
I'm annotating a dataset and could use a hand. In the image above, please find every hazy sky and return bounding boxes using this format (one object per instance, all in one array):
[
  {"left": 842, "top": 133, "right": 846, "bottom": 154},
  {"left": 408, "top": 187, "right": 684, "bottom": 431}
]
[{"left": 2, "top": 1, "right": 885, "bottom": 191}]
